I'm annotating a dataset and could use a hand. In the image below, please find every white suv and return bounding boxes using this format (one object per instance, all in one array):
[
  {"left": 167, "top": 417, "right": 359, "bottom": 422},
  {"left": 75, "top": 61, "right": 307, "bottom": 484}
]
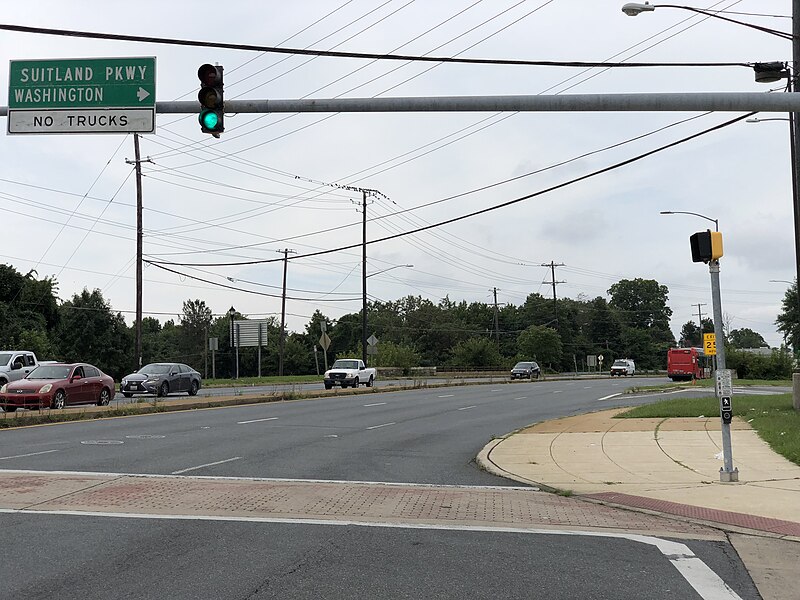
[{"left": 610, "top": 359, "right": 635, "bottom": 377}]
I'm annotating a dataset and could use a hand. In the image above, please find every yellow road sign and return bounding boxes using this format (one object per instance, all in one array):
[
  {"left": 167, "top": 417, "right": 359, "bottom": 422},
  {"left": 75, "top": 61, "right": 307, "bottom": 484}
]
[{"left": 703, "top": 332, "right": 717, "bottom": 356}]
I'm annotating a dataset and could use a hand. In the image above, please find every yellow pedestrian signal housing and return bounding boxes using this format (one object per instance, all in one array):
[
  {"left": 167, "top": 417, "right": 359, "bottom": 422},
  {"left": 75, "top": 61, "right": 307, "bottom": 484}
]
[
  {"left": 198, "top": 64, "right": 224, "bottom": 135},
  {"left": 689, "top": 230, "right": 724, "bottom": 263}
]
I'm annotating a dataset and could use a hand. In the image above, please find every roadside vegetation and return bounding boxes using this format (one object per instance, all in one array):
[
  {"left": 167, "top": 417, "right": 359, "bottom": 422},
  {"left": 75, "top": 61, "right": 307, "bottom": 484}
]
[{"left": 617, "top": 393, "right": 800, "bottom": 466}]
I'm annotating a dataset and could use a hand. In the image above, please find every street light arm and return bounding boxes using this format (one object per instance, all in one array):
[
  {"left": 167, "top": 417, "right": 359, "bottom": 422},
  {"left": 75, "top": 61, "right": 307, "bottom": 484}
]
[
  {"left": 366, "top": 264, "right": 414, "bottom": 278},
  {"left": 659, "top": 210, "right": 719, "bottom": 231},
  {"left": 622, "top": 3, "right": 793, "bottom": 39}
]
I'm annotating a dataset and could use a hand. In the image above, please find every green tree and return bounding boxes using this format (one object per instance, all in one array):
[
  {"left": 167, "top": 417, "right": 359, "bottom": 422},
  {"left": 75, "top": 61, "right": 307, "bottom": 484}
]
[
  {"left": 450, "top": 337, "right": 502, "bottom": 368},
  {"left": 776, "top": 280, "right": 799, "bottom": 354},
  {"left": 517, "top": 325, "right": 563, "bottom": 367},
  {"left": 678, "top": 318, "right": 714, "bottom": 347},
  {"left": 728, "top": 328, "right": 768, "bottom": 349},
  {"left": 372, "top": 341, "right": 421, "bottom": 374},
  {"left": 55, "top": 288, "right": 132, "bottom": 378},
  {"left": 178, "top": 299, "right": 213, "bottom": 371}
]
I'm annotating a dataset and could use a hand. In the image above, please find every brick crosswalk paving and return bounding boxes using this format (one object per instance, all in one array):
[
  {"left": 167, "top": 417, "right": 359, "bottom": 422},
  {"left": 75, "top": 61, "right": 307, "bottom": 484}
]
[{"left": 0, "top": 470, "right": 722, "bottom": 539}]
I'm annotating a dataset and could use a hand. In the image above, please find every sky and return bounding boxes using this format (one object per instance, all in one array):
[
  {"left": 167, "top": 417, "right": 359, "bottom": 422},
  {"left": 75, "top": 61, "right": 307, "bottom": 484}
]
[{"left": 0, "top": 0, "right": 795, "bottom": 349}]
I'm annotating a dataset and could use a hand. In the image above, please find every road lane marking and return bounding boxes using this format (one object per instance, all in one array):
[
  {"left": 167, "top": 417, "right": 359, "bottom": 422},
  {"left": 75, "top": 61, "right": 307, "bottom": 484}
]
[
  {"left": 363, "top": 402, "right": 386, "bottom": 407},
  {"left": 553, "top": 390, "right": 563, "bottom": 394},
  {"left": 490, "top": 389, "right": 502, "bottom": 392},
  {"left": 513, "top": 397, "right": 527, "bottom": 400},
  {"left": 457, "top": 406, "right": 477, "bottom": 411},
  {"left": 366, "top": 422, "right": 395, "bottom": 430},
  {"left": 583, "top": 386, "right": 592, "bottom": 389},
  {"left": 237, "top": 417, "right": 278, "bottom": 425},
  {"left": 0, "top": 509, "right": 741, "bottom": 599},
  {"left": 0, "top": 449, "right": 60, "bottom": 461},
  {"left": 596, "top": 393, "right": 622, "bottom": 402},
  {"left": 171, "top": 457, "right": 242, "bottom": 475},
  {"left": 437, "top": 394, "right": 455, "bottom": 398}
]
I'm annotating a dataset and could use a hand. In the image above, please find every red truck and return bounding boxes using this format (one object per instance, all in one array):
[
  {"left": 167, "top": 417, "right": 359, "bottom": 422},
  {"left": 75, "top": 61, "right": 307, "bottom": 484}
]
[{"left": 667, "top": 347, "right": 708, "bottom": 381}]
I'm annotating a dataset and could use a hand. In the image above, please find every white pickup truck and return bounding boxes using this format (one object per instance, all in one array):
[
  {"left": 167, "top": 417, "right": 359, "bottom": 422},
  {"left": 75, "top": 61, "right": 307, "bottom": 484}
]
[
  {"left": 0, "top": 351, "right": 40, "bottom": 386},
  {"left": 324, "top": 359, "right": 376, "bottom": 389}
]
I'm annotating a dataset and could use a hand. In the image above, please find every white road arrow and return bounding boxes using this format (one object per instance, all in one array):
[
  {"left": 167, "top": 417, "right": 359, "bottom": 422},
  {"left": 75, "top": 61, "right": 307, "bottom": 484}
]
[{"left": 137, "top": 87, "right": 150, "bottom": 102}]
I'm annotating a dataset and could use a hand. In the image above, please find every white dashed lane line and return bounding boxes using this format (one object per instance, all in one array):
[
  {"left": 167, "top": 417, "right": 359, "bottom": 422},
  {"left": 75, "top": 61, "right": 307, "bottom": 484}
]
[
  {"left": 514, "top": 397, "right": 527, "bottom": 400},
  {"left": 457, "top": 406, "right": 477, "bottom": 411},
  {"left": 171, "top": 457, "right": 242, "bottom": 475},
  {"left": 366, "top": 422, "right": 395, "bottom": 430},
  {"left": 0, "top": 449, "right": 60, "bottom": 461},
  {"left": 237, "top": 417, "right": 278, "bottom": 425},
  {"left": 363, "top": 402, "right": 387, "bottom": 407},
  {"left": 553, "top": 390, "right": 563, "bottom": 394},
  {"left": 438, "top": 394, "right": 455, "bottom": 398}
]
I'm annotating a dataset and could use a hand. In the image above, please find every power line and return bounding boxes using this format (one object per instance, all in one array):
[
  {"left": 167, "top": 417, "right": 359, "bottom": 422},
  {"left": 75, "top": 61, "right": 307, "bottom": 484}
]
[
  {"left": 0, "top": 23, "right": 754, "bottom": 68},
  {"left": 148, "top": 111, "right": 755, "bottom": 268}
]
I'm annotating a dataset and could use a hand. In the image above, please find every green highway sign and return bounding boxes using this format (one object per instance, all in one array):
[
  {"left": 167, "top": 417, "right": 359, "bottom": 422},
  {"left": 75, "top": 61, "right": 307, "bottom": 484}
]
[{"left": 7, "top": 57, "right": 156, "bottom": 134}]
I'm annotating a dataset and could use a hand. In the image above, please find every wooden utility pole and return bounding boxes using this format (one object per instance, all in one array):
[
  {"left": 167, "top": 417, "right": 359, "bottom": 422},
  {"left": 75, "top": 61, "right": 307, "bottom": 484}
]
[
  {"left": 278, "top": 249, "right": 296, "bottom": 376},
  {"left": 541, "top": 261, "right": 565, "bottom": 329}
]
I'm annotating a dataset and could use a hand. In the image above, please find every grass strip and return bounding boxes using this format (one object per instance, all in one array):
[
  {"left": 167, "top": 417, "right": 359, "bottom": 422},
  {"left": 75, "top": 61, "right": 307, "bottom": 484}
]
[{"left": 617, "top": 393, "right": 800, "bottom": 466}]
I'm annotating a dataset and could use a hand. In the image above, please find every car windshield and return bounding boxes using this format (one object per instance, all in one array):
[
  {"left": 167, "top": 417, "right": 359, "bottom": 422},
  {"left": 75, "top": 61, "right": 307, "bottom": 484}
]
[
  {"left": 513, "top": 362, "right": 532, "bottom": 369},
  {"left": 612, "top": 360, "right": 628, "bottom": 367},
  {"left": 332, "top": 360, "right": 359, "bottom": 369},
  {"left": 0, "top": 353, "right": 12, "bottom": 365},
  {"left": 27, "top": 365, "right": 71, "bottom": 380},
  {"left": 139, "top": 364, "right": 172, "bottom": 374}
]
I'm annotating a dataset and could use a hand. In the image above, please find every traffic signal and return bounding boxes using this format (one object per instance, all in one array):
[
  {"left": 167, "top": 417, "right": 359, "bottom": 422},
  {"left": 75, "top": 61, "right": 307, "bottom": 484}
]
[
  {"left": 198, "top": 64, "right": 224, "bottom": 135},
  {"left": 689, "top": 230, "right": 723, "bottom": 263}
]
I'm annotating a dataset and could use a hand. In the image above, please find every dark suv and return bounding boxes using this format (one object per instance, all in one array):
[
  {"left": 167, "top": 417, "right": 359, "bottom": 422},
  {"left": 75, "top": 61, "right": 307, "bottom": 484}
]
[{"left": 510, "top": 361, "right": 540, "bottom": 380}]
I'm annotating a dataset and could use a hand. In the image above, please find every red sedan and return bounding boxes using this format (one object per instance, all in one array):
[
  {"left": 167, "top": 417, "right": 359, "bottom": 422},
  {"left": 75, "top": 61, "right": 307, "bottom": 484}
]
[{"left": 0, "top": 363, "right": 115, "bottom": 412}]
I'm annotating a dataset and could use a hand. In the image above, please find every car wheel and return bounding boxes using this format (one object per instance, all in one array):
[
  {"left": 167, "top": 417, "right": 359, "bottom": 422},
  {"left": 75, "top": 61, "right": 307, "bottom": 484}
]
[
  {"left": 51, "top": 390, "right": 66, "bottom": 410},
  {"left": 324, "top": 383, "right": 332, "bottom": 390},
  {"left": 533, "top": 372, "right": 540, "bottom": 380},
  {"left": 158, "top": 382, "right": 169, "bottom": 397},
  {"left": 123, "top": 392, "right": 133, "bottom": 398},
  {"left": 367, "top": 376, "right": 374, "bottom": 388},
  {"left": 97, "top": 388, "right": 111, "bottom": 406},
  {"left": 353, "top": 377, "right": 359, "bottom": 388},
  {"left": 3, "top": 405, "right": 17, "bottom": 413},
  {"left": 189, "top": 380, "right": 199, "bottom": 396}
]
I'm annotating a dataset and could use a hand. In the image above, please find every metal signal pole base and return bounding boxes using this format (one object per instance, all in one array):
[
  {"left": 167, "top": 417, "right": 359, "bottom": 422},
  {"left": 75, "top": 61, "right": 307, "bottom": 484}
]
[{"left": 719, "top": 467, "right": 739, "bottom": 483}]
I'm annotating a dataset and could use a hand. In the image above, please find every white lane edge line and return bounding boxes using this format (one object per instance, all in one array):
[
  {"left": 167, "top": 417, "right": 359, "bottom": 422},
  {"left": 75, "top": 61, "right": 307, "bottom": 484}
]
[
  {"left": 597, "top": 393, "right": 622, "bottom": 402},
  {"left": 363, "top": 402, "right": 387, "bottom": 407},
  {"left": 0, "top": 510, "right": 742, "bottom": 599},
  {"left": 366, "top": 422, "right": 395, "bottom": 430},
  {"left": 0, "top": 468, "right": 535, "bottom": 491},
  {"left": 237, "top": 417, "right": 278, "bottom": 425},
  {"left": 437, "top": 394, "right": 455, "bottom": 398},
  {"left": 0, "top": 449, "right": 60, "bottom": 460},
  {"left": 457, "top": 406, "right": 477, "bottom": 411},
  {"left": 171, "top": 457, "right": 242, "bottom": 475}
]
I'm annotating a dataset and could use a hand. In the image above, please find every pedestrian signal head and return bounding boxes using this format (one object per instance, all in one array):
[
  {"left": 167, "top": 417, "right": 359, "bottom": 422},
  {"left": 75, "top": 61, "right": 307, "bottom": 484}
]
[{"left": 689, "top": 230, "right": 723, "bottom": 263}]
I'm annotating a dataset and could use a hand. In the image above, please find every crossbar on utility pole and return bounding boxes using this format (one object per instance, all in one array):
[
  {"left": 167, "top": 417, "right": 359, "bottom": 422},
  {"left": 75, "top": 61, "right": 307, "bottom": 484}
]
[{"left": 541, "top": 261, "right": 565, "bottom": 330}]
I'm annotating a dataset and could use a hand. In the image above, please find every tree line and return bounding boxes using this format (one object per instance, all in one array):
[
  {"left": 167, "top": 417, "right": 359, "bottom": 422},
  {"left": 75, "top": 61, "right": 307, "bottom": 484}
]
[{"left": 0, "top": 264, "right": 793, "bottom": 380}]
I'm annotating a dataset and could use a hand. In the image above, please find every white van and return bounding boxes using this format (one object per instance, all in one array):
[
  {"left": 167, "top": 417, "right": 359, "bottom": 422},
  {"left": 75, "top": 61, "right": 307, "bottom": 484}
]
[{"left": 610, "top": 358, "right": 635, "bottom": 377}]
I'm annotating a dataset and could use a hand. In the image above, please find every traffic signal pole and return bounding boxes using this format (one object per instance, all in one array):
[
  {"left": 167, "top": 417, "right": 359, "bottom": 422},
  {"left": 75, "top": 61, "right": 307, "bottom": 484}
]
[{"left": 709, "top": 259, "right": 737, "bottom": 482}]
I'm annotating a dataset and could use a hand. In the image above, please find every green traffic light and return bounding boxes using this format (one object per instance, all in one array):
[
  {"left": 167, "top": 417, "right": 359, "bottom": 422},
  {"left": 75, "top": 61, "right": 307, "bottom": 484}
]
[{"left": 200, "top": 110, "right": 220, "bottom": 131}]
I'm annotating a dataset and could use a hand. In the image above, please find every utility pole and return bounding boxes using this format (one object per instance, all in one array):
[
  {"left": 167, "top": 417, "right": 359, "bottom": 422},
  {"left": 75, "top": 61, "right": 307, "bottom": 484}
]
[
  {"left": 692, "top": 302, "right": 707, "bottom": 344},
  {"left": 125, "top": 134, "right": 152, "bottom": 370},
  {"left": 541, "top": 261, "right": 565, "bottom": 329},
  {"left": 278, "top": 248, "right": 296, "bottom": 377},
  {"left": 793, "top": 0, "right": 800, "bottom": 335},
  {"left": 491, "top": 287, "right": 500, "bottom": 343},
  {"left": 362, "top": 190, "right": 368, "bottom": 367}
]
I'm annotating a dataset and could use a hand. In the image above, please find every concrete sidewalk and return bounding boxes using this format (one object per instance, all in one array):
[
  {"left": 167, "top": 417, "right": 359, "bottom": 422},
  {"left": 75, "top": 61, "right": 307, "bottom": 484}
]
[{"left": 478, "top": 408, "right": 800, "bottom": 536}]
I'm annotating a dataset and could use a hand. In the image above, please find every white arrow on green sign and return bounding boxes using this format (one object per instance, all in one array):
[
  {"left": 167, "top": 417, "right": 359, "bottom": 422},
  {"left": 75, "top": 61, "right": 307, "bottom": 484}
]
[{"left": 7, "top": 57, "right": 156, "bottom": 135}]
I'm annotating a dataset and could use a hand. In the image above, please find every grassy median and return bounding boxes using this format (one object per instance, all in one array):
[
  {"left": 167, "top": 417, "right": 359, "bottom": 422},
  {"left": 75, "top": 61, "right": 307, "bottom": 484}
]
[{"left": 617, "top": 393, "right": 800, "bottom": 466}]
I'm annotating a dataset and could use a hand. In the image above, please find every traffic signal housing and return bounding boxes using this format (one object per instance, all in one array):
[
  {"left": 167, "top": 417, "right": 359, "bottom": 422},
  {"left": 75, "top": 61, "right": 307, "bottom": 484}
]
[
  {"left": 198, "top": 64, "right": 224, "bottom": 135},
  {"left": 689, "top": 230, "right": 723, "bottom": 263}
]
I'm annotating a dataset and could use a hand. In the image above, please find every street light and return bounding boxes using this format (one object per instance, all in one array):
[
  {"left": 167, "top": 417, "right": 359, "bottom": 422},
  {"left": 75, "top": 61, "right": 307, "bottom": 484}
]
[
  {"left": 659, "top": 210, "right": 718, "bottom": 231},
  {"left": 626, "top": 1, "right": 800, "bottom": 373},
  {"left": 366, "top": 264, "right": 414, "bottom": 278},
  {"left": 228, "top": 306, "right": 237, "bottom": 379}
]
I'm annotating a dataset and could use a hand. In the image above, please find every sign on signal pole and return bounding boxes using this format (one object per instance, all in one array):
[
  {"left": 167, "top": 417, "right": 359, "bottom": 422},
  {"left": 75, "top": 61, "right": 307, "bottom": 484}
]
[
  {"left": 703, "top": 332, "right": 717, "bottom": 356},
  {"left": 7, "top": 57, "right": 156, "bottom": 134}
]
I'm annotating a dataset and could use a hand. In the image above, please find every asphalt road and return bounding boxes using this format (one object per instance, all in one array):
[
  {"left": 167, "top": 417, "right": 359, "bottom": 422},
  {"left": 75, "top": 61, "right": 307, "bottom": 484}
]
[{"left": 0, "top": 377, "right": 760, "bottom": 599}]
